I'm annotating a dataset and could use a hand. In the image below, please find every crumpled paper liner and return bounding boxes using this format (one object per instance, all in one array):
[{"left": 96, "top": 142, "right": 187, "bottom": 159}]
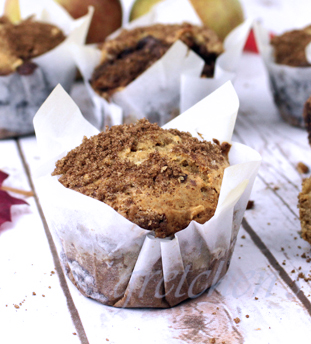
[
  {"left": 73, "top": 0, "right": 252, "bottom": 130},
  {"left": 0, "top": 0, "right": 93, "bottom": 139},
  {"left": 254, "top": 22, "right": 311, "bottom": 128},
  {"left": 33, "top": 81, "right": 261, "bottom": 308}
]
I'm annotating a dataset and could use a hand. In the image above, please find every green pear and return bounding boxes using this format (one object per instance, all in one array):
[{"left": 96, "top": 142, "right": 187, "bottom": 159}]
[
  {"left": 130, "top": 0, "right": 244, "bottom": 41},
  {"left": 4, "top": 0, "right": 21, "bottom": 23}
]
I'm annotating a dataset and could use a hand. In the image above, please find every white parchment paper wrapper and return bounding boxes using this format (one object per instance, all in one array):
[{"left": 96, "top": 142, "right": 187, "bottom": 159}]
[
  {"left": 73, "top": 0, "right": 251, "bottom": 130},
  {"left": 254, "top": 22, "right": 311, "bottom": 128},
  {"left": 33, "top": 81, "right": 261, "bottom": 308},
  {"left": 0, "top": 0, "right": 93, "bottom": 139}
]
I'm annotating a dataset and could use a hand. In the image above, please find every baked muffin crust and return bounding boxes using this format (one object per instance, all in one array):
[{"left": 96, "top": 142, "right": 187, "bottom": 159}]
[
  {"left": 271, "top": 25, "right": 311, "bottom": 67},
  {"left": 299, "top": 176, "right": 311, "bottom": 244},
  {"left": 0, "top": 16, "right": 66, "bottom": 75},
  {"left": 90, "top": 23, "right": 224, "bottom": 99},
  {"left": 52, "top": 119, "right": 230, "bottom": 238}
]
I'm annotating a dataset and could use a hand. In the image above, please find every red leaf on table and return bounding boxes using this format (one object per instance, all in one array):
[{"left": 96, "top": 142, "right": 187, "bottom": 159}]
[{"left": 0, "top": 170, "right": 28, "bottom": 228}]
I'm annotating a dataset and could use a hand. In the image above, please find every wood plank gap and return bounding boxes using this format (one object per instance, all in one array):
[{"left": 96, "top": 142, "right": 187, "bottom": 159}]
[
  {"left": 242, "top": 217, "right": 311, "bottom": 317},
  {"left": 16, "top": 140, "right": 90, "bottom": 344}
]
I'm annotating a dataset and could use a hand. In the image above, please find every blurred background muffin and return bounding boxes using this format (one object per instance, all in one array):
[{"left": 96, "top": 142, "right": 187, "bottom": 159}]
[
  {"left": 0, "top": 0, "right": 92, "bottom": 139},
  {"left": 90, "top": 23, "right": 224, "bottom": 101},
  {"left": 255, "top": 23, "right": 311, "bottom": 128}
]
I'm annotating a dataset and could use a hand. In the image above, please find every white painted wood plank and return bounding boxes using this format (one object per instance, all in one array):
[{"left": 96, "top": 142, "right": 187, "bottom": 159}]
[
  {"left": 233, "top": 52, "right": 311, "bottom": 301},
  {"left": 0, "top": 139, "right": 82, "bottom": 344}
]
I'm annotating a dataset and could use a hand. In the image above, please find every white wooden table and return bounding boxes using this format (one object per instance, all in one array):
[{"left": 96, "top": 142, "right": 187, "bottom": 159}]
[{"left": 1, "top": 1, "right": 311, "bottom": 343}]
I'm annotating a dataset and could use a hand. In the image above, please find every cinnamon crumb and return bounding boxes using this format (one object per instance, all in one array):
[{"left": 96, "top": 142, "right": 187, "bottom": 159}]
[
  {"left": 234, "top": 317, "right": 240, "bottom": 324},
  {"left": 246, "top": 200, "right": 254, "bottom": 210},
  {"left": 297, "top": 162, "right": 309, "bottom": 174}
]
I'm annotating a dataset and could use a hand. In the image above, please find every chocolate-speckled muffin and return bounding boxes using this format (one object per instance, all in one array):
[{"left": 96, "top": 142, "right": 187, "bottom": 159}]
[
  {"left": 90, "top": 23, "right": 224, "bottom": 100},
  {"left": 52, "top": 119, "right": 230, "bottom": 238}
]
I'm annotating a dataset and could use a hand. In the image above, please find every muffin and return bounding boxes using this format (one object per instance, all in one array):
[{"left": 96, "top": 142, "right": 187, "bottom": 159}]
[
  {"left": 90, "top": 23, "right": 224, "bottom": 101},
  {"left": 298, "top": 95, "right": 311, "bottom": 245},
  {"left": 74, "top": 5, "right": 251, "bottom": 130},
  {"left": 52, "top": 118, "right": 231, "bottom": 238},
  {"left": 0, "top": 5, "right": 92, "bottom": 139},
  {"left": 33, "top": 83, "right": 261, "bottom": 308},
  {"left": 0, "top": 16, "right": 66, "bottom": 76},
  {"left": 298, "top": 177, "right": 311, "bottom": 244},
  {"left": 255, "top": 23, "right": 311, "bottom": 127}
]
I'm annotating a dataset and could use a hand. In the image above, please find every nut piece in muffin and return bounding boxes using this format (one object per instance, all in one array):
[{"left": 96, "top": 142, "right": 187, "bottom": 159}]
[
  {"left": 52, "top": 119, "right": 230, "bottom": 238},
  {"left": 0, "top": 15, "right": 66, "bottom": 75},
  {"left": 90, "top": 23, "right": 224, "bottom": 100},
  {"left": 270, "top": 25, "right": 311, "bottom": 67}
]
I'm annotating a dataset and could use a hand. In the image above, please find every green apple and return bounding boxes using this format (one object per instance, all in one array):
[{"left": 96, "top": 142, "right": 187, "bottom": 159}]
[{"left": 130, "top": 0, "right": 244, "bottom": 41}]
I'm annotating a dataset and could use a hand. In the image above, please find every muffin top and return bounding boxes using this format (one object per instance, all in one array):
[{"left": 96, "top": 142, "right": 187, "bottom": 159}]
[
  {"left": 0, "top": 16, "right": 66, "bottom": 75},
  {"left": 90, "top": 23, "right": 224, "bottom": 99},
  {"left": 52, "top": 119, "right": 230, "bottom": 238},
  {"left": 271, "top": 25, "right": 311, "bottom": 67}
]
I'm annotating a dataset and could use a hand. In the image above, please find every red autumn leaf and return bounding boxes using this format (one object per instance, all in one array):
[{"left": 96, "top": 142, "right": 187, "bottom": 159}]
[{"left": 0, "top": 170, "right": 28, "bottom": 228}]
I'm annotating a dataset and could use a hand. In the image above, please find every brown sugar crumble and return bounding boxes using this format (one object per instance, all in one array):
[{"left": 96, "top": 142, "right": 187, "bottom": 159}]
[
  {"left": 297, "top": 162, "right": 309, "bottom": 174},
  {"left": 0, "top": 16, "right": 66, "bottom": 75},
  {"left": 53, "top": 119, "right": 230, "bottom": 238},
  {"left": 271, "top": 25, "right": 311, "bottom": 67},
  {"left": 234, "top": 317, "right": 240, "bottom": 324}
]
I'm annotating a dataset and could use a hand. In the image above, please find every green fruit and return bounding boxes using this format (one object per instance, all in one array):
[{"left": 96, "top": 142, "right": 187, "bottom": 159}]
[{"left": 129, "top": 0, "right": 244, "bottom": 41}]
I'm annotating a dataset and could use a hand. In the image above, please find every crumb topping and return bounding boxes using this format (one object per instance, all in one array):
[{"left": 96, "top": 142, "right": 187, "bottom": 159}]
[
  {"left": 299, "top": 176, "right": 311, "bottom": 244},
  {"left": 90, "top": 23, "right": 223, "bottom": 99},
  {"left": 52, "top": 119, "right": 230, "bottom": 238},
  {"left": 0, "top": 16, "right": 66, "bottom": 75},
  {"left": 271, "top": 25, "right": 311, "bottom": 67}
]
